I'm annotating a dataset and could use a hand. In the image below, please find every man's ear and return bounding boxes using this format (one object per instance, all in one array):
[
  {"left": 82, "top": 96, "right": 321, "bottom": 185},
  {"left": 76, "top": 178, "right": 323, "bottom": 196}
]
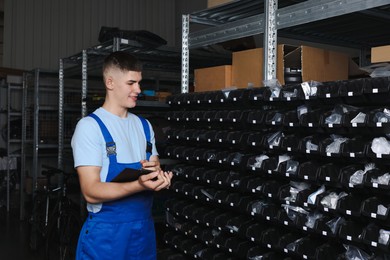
[{"left": 105, "top": 75, "right": 114, "bottom": 90}]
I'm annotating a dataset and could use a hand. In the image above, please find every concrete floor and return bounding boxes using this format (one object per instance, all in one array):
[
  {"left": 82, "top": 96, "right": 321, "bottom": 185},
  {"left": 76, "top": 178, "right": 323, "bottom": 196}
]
[
  {"left": 0, "top": 199, "right": 170, "bottom": 260},
  {"left": 0, "top": 207, "right": 43, "bottom": 260}
]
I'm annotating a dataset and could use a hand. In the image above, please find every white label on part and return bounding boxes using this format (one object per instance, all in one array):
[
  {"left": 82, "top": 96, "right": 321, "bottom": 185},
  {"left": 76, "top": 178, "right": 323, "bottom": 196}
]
[
  {"left": 373, "top": 88, "right": 378, "bottom": 93},
  {"left": 287, "top": 147, "right": 292, "bottom": 151},
  {"left": 346, "top": 210, "right": 351, "bottom": 215},
  {"left": 348, "top": 91, "right": 353, "bottom": 96},
  {"left": 289, "top": 123, "right": 293, "bottom": 127},
  {"left": 326, "top": 177, "right": 330, "bottom": 181},
  {"left": 308, "top": 123, "right": 313, "bottom": 127},
  {"left": 352, "top": 123, "right": 357, "bottom": 127},
  {"left": 326, "top": 93, "right": 331, "bottom": 98},
  {"left": 347, "top": 236, "right": 352, "bottom": 241},
  {"left": 373, "top": 183, "right": 378, "bottom": 188},
  {"left": 371, "top": 213, "right": 377, "bottom": 218}
]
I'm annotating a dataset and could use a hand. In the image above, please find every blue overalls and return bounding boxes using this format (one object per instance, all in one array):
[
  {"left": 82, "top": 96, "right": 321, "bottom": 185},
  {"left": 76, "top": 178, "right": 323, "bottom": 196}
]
[{"left": 76, "top": 113, "right": 156, "bottom": 260}]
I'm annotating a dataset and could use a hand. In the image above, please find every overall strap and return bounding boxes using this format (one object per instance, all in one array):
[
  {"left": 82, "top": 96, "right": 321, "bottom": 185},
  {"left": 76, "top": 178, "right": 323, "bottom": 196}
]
[
  {"left": 89, "top": 113, "right": 117, "bottom": 162},
  {"left": 138, "top": 116, "right": 152, "bottom": 160}
]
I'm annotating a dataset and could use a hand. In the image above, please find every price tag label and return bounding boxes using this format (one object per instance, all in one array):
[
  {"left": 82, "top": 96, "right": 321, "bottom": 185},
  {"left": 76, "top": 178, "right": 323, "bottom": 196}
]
[
  {"left": 326, "top": 93, "right": 331, "bottom": 98},
  {"left": 348, "top": 91, "right": 353, "bottom": 96}
]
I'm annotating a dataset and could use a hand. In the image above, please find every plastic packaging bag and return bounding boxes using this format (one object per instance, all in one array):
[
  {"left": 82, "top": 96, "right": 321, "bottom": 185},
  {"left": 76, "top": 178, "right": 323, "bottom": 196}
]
[
  {"left": 267, "top": 131, "right": 284, "bottom": 146},
  {"left": 282, "top": 204, "right": 309, "bottom": 222},
  {"left": 326, "top": 216, "right": 345, "bottom": 234},
  {"left": 250, "top": 154, "right": 269, "bottom": 168},
  {"left": 305, "top": 211, "right": 323, "bottom": 228},
  {"left": 350, "top": 112, "right": 366, "bottom": 124},
  {"left": 378, "top": 204, "right": 388, "bottom": 216},
  {"left": 379, "top": 229, "right": 390, "bottom": 245},
  {"left": 350, "top": 163, "right": 376, "bottom": 186},
  {"left": 263, "top": 79, "right": 282, "bottom": 98},
  {"left": 371, "top": 137, "right": 390, "bottom": 155},
  {"left": 326, "top": 135, "right": 348, "bottom": 154},
  {"left": 343, "top": 244, "right": 371, "bottom": 260},
  {"left": 271, "top": 112, "right": 283, "bottom": 123},
  {"left": 371, "top": 172, "right": 390, "bottom": 185},
  {"left": 306, "top": 140, "right": 319, "bottom": 151},
  {"left": 277, "top": 154, "right": 291, "bottom": 169},
  {"left": 251, "top": 201, "right": 268, "bottom": 214},
  {"left": 307, "top": 185, "right": 326, "bottom": 205},
  {"left": 286, "top": 160, "right": 299, "bottom": 175},
  {"left": 301, "top": 81, "right": 320, "bottom": 98},
  {"left": 321, "top": 191, "right": 348, "bottom": 209},
  {"left": 297, "top": 104, "right": 309, "bottom": 118}
]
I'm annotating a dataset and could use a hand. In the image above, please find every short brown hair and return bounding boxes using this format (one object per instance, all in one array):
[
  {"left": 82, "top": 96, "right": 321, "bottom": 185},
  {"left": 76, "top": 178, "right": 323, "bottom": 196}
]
[{"left": 103, "top": 51, "right": 143, "bottom": 79}]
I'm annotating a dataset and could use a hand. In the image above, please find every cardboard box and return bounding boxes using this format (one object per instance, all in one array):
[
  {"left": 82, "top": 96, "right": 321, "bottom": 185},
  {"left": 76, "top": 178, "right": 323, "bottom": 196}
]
[
  {"left": 194, "top": 65, "right": 232, "bottom": 92},
  {"left": 232, "top": 45, "right": 349, "bottom": 88},
  {"left": 232, "top": 46, "right": 284, "bottom": 88},
  {"left": 156, "top": 91, "right": 171, "bottom": 102},
  {"left": 371, "top": 45, "right": 390, "bottom": 63},
  {"left": 208, "top": 0, "right": 234, "bottom": 8}
]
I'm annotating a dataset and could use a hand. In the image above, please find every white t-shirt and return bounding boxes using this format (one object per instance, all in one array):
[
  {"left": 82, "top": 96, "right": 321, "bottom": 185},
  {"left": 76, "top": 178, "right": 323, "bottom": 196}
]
[
  {"left": 71, "top": 108, "right": 159, "bottom": 213},
  {"left": 71, "top": 107, "right": 159, "bottom": 182}
]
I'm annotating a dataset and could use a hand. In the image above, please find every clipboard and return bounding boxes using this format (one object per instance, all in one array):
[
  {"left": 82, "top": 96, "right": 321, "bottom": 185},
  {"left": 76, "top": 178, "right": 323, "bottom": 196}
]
[{"left": 111, "top": 168, "right": 153, "bottom": 183}]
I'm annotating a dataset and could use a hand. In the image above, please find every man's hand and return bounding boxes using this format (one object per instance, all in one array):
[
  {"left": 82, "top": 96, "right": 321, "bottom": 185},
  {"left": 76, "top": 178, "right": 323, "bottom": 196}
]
[
  {"left": 138, "top": 170, "right": 173, "bottom": 191},
  {"left": 140, "top": 159, "right": 161, "bottom": 172}
]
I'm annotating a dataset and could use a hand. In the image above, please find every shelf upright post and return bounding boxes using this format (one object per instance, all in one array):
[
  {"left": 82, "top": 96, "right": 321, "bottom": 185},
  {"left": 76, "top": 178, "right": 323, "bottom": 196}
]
[
  {"left": 32, "top": 69, "right": 40, "bottom": 198},
  {"left": 58, "top": 59, "right": 64, "bottom": 170},
  {"left": 81, "top": 50, "right": 88, "bottom": 118},
  {"left": 113, "top": 37, "right": 121, "bottom": 52},
  {"left": 181, "top": 14, "right": 190, "bottom": 94},
  {"left": 264, "top": 0, "right": 278, "bottom": 82},
  {"left": 6, "top": 82, "right": 11, "bottom": 212},
  {"left": 20, "top": 73, "right": 27, "bottom": 220}
]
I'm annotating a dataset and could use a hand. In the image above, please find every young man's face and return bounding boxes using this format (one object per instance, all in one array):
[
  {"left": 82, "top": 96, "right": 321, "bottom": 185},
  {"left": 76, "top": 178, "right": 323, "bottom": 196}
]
[{"left": 106, "top": 68, "right": 142, "bottom": 109}]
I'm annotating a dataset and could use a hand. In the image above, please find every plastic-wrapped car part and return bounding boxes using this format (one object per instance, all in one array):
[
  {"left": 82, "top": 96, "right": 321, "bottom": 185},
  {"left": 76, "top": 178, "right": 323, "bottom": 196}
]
[
  {"left": 307, "top": 185, "right": 326, "bottom": 205},
  {"left": 323, "top": 104, "right": 358, "bottom": 126},
  {"left": 325, "top": 135, "right": 349, "bottom": 154},
  {"left": 325, "top": 216, "right": 345, "bottom": 235},
  {"left": 280, "top": 83, "right": 305, "bottom": 101},
  {"left": 320, "top": 191, "right": 348, "bottom": 209},
  {"left": 361, "top": 196, "right": 390, "bottom": 220},
  {"left": 371, "top": 137, "right": 390, "bottom": 155},
  {"left": 299, "top": 135, "right": 321, "bottom": 154},
  {"left": 342, "top": 244, "right": 371, "bottom": 260},
  {"left": 265, "top": 110, "right": 285, "bottom": 126},
  {"left": 349, "top": 163, "right": 376, "bottom": 187},
  {"left": 247, "top": 154, "right": 269, "bottom": 170}
]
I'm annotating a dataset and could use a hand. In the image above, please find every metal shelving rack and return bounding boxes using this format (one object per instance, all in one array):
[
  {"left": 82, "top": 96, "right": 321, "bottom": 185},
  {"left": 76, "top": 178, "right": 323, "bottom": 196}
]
[
  {"left": 0, "top": 77, "right": 25, "bottom": 215},
  {"left": 22, "top": 69, "right": 60, "bottom": 220},
  {"left": 58, "top": 37, "right": 230, "bottom": 170},
  {"left": 181, "top": 0, "right": 390, "bottom": 93}
]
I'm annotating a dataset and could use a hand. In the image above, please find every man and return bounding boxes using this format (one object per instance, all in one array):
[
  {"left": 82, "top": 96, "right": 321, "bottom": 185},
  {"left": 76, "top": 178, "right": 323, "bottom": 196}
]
[{"left": 71, "top": 51, "right": 173, "bottom": 259}]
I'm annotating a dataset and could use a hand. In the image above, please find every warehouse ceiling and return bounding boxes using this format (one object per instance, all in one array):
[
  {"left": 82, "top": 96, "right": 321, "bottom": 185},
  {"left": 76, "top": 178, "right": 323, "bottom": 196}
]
[{"left": 189, "top": 0, "right": 390, "bottom": 49}]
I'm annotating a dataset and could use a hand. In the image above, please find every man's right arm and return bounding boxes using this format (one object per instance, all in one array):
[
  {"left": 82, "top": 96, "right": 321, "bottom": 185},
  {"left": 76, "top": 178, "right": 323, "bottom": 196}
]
[{"left": 76, "top": 165, "right": 163, "bottom": 204}]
